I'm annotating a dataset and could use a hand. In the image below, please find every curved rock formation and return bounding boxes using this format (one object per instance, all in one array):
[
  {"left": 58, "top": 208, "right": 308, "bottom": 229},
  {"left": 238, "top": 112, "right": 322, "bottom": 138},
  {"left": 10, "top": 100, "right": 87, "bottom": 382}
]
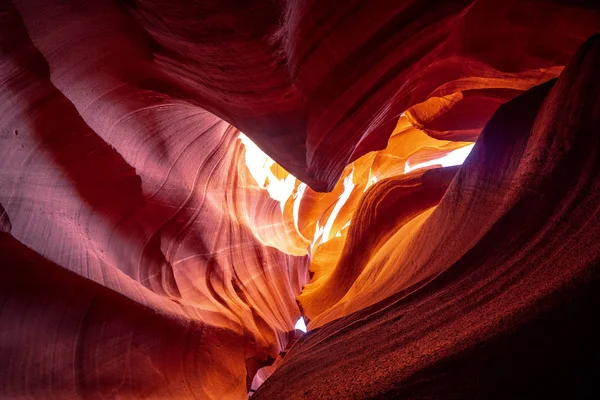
[
  {"left": 1, "top": 0, "right": 600, "bottom": 399},
  {"left": 0, "top": 2, "right": 308, "bottom": 398},
  {"left": 255, "top": 34, "right": 600, "bottom": 399}
]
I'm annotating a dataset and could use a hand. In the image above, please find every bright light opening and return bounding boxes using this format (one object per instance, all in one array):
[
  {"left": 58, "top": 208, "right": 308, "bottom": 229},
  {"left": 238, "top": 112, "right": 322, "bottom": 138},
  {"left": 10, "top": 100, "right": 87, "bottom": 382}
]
[
  {"left": 238, "top": 132, "right": 475, "bottom": 251},
  {"left": 405, "top": 143, "right": 475, "bottom": 173},
  {"left": 238, "top": 132, "right": 297, "bottom": 211},
  {"left": 294, "top": 317, "right": 307, "bottom": 332},
  {"left": 317, "top": 168, "right": 355, "bottom": 246},
  {"left": 292, "top": 183, "right": 308, "bottom": 239}
]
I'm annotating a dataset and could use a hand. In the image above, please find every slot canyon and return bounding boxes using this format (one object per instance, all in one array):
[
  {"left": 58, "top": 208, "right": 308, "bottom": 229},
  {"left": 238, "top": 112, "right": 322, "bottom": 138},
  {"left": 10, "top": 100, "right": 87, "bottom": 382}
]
[{"left": 1, "top": 0, "right": 600, "bottom": 398}]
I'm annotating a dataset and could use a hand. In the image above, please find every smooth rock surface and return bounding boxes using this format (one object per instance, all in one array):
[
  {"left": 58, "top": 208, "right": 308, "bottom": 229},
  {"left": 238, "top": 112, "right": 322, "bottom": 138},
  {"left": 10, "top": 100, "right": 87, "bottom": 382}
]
[{"left": 1, "top": 0, "right": 599, "bottom": 399}]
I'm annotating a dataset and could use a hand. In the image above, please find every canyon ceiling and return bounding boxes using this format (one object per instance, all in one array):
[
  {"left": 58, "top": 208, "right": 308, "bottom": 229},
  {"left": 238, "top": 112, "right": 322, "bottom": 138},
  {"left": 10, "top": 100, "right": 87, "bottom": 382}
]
[{"left": 1, "top": 0, "right": 600, "bottom": 399}]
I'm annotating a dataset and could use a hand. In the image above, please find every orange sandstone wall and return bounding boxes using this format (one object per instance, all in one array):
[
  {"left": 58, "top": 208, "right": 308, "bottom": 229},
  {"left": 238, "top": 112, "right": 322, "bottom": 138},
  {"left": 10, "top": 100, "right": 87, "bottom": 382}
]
[{"left": 1, "top": 0, "right": 599, "bottom": 398}]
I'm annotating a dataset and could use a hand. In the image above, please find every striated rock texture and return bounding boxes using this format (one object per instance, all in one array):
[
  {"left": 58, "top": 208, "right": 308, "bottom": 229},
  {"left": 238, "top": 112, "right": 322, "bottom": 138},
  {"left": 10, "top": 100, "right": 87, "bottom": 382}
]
[
  {"left": 255, "top": 35, "right": 600, "bottom": 399},
  {"left": 1, "top": 0, "right": 599, "bottom": 399},
  {"left": 0, "top": 2, "right": 308, "bottom": 398}
]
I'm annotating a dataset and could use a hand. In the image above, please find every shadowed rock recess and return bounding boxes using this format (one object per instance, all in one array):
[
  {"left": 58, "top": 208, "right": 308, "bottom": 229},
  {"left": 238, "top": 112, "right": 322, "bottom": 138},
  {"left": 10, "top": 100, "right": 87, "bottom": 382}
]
[{"left": 0, "top": 1, "right": 599, "bottom": 399}]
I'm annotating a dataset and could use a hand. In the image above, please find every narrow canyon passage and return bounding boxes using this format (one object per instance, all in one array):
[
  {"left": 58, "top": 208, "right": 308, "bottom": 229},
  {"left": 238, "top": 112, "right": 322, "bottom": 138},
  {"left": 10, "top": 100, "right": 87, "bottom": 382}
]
[{"left": 1, "top": 1, "right": 600, "bottom": 399}]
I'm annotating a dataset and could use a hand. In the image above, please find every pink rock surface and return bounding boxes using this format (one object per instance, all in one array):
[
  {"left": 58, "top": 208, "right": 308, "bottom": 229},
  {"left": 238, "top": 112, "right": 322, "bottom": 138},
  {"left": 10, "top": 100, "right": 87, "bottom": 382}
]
[{"left": 1, "top": 0, "right": 599, "bottom": 399}]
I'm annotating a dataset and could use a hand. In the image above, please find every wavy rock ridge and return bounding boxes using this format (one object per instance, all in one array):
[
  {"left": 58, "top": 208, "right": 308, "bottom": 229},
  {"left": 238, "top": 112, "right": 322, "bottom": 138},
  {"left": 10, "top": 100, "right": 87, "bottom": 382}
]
[
  {"left": 255, "top": 34, "right": 600, "bottom": 399},
  {"left": 1, "top": 0, "right": 599, "bottom": 399}
]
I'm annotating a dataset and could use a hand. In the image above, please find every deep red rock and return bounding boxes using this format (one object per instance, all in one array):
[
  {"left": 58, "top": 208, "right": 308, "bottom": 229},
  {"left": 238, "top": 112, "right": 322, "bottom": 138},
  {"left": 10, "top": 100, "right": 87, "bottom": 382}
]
[
  {"left": 1, "top": 0, "right": 600, "bottom": 399},
  {"left": 254, "top": 34, "right": 600, "bottom": 399}
]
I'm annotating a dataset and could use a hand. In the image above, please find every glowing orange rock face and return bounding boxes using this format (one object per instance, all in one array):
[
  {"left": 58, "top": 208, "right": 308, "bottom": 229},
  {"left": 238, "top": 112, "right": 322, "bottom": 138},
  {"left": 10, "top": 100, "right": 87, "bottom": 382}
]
[
  {"left": 255, "top": 34, "right": 600, "bottom": 399},
  {"left": 1, "top": 0, "right": 599, "bottom": 399}
]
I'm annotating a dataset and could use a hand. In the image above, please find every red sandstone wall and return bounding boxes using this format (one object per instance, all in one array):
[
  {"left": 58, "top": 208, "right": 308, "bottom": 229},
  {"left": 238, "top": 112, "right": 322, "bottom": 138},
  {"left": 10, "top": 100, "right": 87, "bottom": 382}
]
[{"left": 1, "top": 0, "right": 599, "bottom": 398}]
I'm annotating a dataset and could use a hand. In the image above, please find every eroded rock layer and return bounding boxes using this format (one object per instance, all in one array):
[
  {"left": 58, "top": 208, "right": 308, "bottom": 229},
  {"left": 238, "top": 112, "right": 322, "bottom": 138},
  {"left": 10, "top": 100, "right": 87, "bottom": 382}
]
[
  {"left": 254, "top": 35, "right": 600, "bottom": 399},
  {"left": 0, "top": 2, "right": 308, "bottom": 398},
  {"left": 1, "top": 0, "right": 600, "bottom": 399}
]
